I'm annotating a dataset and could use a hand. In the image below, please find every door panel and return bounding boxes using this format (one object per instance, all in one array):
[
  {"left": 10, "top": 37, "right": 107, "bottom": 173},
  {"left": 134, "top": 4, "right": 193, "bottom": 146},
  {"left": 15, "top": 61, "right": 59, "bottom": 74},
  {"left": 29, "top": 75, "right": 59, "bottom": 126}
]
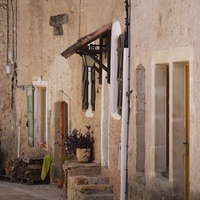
[
  {"left": 184, "top": 64, "right": 190, "bottom": 200},
  {"left": 61, "top": 102, "right": 68, "bottom": 154},
  {"left": 172, "top": 63, "right": 190, "bottom": 200}
]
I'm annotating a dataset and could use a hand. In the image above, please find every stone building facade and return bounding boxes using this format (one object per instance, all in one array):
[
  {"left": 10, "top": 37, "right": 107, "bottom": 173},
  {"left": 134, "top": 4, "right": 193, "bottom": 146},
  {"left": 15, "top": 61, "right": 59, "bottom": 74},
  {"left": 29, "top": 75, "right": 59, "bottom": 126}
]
[
  {"left": 0, "top": 0, "right": 16, "bottom": 159},
  {"left": 128, "top": 1, "right": 200, "bottom": 200},
  {"left": 1, "top": 0, "right": 200, "bottom": 200},
  {"left": 0, "top": 0, "right": 124, "bottom": 199}
]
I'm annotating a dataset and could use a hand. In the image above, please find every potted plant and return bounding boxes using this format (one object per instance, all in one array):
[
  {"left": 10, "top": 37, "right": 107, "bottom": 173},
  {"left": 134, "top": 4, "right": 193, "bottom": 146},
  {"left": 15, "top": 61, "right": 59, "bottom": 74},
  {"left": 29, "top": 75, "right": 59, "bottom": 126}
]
[
  {"left": 56, "top": 176, "right": 64, "bottom": 188},
  {"left": 64, "top": 126, "right": 94, "bottom": 163},
  {"left": 4, "top": 158, "right": 11, "bottom": 176},
  {"left": 54, "top": 131, "right": 75, "bottom": 164}
]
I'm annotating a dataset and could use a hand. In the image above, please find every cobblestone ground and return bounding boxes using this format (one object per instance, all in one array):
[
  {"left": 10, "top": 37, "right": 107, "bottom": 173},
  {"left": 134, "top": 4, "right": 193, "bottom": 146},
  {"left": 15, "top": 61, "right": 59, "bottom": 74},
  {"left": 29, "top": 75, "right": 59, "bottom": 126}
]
[{"left": 0, "top": 180, "right": 66, "bottom": 200}]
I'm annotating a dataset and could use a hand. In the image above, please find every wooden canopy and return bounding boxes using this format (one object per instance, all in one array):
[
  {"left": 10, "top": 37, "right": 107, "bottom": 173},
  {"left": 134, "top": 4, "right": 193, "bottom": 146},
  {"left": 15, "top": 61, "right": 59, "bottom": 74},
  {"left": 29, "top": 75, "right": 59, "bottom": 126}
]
[{"left": 61, "top": 23, "right": 112, "bottom": 59}]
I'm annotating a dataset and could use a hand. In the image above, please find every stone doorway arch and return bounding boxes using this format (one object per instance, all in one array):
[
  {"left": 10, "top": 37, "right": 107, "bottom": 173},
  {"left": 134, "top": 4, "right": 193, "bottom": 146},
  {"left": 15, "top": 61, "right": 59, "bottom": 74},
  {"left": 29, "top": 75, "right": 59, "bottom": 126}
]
[{"left": 50, "top": 91, "right": 71, "bottom": 180}]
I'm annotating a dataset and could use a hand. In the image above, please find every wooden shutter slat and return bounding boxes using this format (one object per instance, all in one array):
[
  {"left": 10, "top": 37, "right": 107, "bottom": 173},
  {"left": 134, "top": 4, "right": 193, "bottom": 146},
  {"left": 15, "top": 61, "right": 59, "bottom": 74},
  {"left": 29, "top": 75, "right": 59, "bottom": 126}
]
[
  {"left": 27, "top": 85, "right": 34, "bottom": 147},
  {"left": 91, "top": 68, "right": 96, "bottom": 111},
  {"left": 82, "top": 65, "right": 89, "bottom": 110},
  {"left": 117, "top": 34, "right": 124, "bottom": 115}
]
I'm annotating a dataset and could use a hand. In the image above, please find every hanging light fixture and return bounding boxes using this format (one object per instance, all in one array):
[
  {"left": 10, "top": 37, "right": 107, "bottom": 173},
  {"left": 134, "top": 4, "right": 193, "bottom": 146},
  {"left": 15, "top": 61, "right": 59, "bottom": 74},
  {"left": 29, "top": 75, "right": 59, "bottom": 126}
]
[
  {"left": 61, "top": 23, "right": 111, "bottom": 84},
  {"left": 82, "top": 54, "right": 95, "bottom": 68}
]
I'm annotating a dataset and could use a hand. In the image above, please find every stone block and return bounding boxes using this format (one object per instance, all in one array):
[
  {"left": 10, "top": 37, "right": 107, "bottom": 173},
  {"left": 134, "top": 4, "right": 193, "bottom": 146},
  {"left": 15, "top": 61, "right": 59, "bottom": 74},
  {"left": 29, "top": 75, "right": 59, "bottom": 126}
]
[
  {"left": 68, "top": 162, "right": 101, "bottom": 176},
  {"left": 77, "top": 184, "right": 113, "bottom": 194},
  {"left": 79, "top": 193, "right": 114, "bottom": 200}
]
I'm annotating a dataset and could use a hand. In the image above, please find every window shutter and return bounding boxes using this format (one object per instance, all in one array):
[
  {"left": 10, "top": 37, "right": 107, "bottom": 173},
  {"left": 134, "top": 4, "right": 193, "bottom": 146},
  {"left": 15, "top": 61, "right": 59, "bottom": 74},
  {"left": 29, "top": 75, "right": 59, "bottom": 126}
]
[
  {"left": 117, "top": 34, "right": 124, "bottom": 115},
  {"left": 82, "top": 65, "right": 89, "bottom": 110},
  {"left": 26, "top": 85, "right": 34, "bottom": 147},
  {"left": 91, "top": 67, "right": 96, "bottom": 111}
]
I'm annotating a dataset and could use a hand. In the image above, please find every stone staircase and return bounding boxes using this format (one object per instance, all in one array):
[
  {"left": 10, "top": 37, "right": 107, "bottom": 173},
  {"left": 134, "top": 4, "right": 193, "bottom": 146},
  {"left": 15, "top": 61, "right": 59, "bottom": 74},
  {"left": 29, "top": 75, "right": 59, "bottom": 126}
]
[{"left": 67, "top": 162, "right": 113, "bottom": 200}]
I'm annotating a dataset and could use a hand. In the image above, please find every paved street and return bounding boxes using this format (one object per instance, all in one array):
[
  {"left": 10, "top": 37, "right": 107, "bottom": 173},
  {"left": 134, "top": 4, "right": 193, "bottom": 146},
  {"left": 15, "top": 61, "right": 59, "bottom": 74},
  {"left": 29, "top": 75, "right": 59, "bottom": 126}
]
[
  {"left": 0, "top": 180, "right": 66, "bottom": 200},
  {"left": 0, "top": 186, "right": 43, "bottom": 200}
]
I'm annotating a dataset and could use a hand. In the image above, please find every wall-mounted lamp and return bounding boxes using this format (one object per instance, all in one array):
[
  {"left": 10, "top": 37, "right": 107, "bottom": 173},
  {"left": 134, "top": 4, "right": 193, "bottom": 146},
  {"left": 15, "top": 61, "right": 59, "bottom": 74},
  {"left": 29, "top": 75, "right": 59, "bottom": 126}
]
[
  {"left": 77, "top": 40, "right": 110, "bottom": 84},
  {"left": 82, "top": 54, "right": 95, "bottom": 68},
  {"left": 61, "top": 23, "right": 112, "bottom": 84}
]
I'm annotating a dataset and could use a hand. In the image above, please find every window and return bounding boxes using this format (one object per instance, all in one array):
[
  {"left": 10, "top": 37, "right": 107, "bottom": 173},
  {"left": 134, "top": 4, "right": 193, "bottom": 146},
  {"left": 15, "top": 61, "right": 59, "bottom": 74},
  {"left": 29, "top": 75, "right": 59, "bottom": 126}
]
[{"left": 82, "top": 64, "right": 95, "bottom": 116}]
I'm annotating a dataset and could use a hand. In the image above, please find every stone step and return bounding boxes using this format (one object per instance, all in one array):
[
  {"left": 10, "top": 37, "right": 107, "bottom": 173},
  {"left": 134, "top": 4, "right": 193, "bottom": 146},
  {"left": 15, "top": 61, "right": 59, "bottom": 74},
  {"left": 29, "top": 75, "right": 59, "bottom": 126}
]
[
  {"left": 68, "top": 162, "right": 101, "bottom": 176},
  {"left": 77, "top": 183, "right": 113, "bottom": 194},
  {"left": 77, "top": 193, "right": 114, "bottom": 200},
  {"left": 69, "top": 175, "right": 110, "bottom": 186},
  {"left": 66, "top": 162, "right": 113, "bottom": 200}
]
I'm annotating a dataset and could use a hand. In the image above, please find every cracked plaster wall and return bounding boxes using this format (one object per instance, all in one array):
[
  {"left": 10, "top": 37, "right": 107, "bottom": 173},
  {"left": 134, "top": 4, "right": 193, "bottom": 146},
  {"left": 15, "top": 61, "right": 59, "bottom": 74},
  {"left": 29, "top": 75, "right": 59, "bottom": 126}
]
[
  {"left": 128, "top": 0, "right": 200, "bottom": 199},
  {"left": 0, "top": 0, "right": 124, "bottom": 199}
]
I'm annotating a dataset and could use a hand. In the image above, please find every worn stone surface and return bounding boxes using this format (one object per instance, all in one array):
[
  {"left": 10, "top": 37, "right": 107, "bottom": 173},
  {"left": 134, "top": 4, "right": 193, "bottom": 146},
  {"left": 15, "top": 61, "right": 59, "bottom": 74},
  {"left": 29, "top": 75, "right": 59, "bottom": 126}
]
[
  {"left": 68, "top": 162, "right": 101, "bottom": 177},
  {"left": 78, "top": 193, "right": 114, "bottom": 200},
  {"left": 0, "top": 1, "right": 123, "bottom": 198},
  {"left": 126, "top": 0, "right": 200, "bottom": 199},
  {"left": 4, "top": 0, "right": 200, "bottom": 199},
  {"left": 77, "top": 184, "right": 109, "bottom": 193},
  {"left": 0, "top": 0, "right": 16, "bottom": 162},
  {"left": 67, "top": 162, "right": 113, "bottom": 199},
  {"left": 0, "top": 181, "right": 66, "bottom": 200},
  {"left": 68, "top": 175, "right": 109, "bottom": 186}
]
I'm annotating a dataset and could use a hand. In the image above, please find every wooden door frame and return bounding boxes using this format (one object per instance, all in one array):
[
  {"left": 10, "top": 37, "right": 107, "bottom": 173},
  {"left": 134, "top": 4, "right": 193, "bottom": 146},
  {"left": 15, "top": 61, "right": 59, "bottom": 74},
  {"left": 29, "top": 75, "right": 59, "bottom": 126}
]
[
  {"left": 184, "top": 64, "right": 190, "bottom": 200},
  {"left": 61, "top": 102, "right": 68, "bottom": 154}
]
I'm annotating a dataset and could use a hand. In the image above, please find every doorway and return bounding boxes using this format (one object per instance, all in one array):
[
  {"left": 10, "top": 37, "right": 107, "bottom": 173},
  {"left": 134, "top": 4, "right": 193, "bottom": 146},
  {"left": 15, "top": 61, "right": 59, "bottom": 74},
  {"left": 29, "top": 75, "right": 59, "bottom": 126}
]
[
  {"left": 184, "top": 64, "right": 190, "bottom": 200},
  {"left": 172, "top": 62, "right": 190, "bottom": 199},
  {"left": 51, "top": 91, "right": 71, "bottom": 180},
  {"left": 154, "top": 62, "right": 190, "bottom": 199},
  {"left": 61, "top": 102, "right": 68, "bottom": 154},
  {"left": 39, "top": 87, "right": 47, "bottom": 144}
]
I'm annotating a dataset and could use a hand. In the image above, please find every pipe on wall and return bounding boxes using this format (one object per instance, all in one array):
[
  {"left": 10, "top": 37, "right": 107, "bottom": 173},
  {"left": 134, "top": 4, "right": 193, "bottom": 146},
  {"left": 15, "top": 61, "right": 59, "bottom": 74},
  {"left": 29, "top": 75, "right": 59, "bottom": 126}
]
[
  {"left": 120, "top": 47, "right": 130, "bottom": 200},
  {"left": 121, "top": 0, "right": 131, "bottom": 199},
  {"left": 17, "top": 126, "right": 20, "bottom": 158}
]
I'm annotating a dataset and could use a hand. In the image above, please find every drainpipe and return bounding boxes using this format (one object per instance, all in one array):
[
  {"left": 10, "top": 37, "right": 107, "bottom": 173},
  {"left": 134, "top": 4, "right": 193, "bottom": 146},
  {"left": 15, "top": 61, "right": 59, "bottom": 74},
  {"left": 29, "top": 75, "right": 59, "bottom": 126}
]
[
  {"left": 120, "top": 48, "right": 130, "bottom": 200},
  {"left": 121, "top": 0, "right": 131, "bottom": 199}
]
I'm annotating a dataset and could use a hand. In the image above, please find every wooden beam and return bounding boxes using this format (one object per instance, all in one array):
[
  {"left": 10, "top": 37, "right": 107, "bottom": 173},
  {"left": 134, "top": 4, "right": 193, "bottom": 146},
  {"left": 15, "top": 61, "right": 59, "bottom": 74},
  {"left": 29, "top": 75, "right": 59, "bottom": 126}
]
[{"left": 61, "top": 23, "right": 112, "bottom": 59}]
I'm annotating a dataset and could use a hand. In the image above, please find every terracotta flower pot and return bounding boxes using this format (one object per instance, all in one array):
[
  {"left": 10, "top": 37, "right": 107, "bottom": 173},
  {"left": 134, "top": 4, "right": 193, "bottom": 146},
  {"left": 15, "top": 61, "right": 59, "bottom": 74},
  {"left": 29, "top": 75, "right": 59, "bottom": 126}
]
[
  {"left": 39, "top": 142, "right": 45, "bottom": 148},
  {"left": 56, "top": 177, "right": 63, "bottom": 188},
  {"left": 5, "top": 168, "right": 10, "bottom": 176}
]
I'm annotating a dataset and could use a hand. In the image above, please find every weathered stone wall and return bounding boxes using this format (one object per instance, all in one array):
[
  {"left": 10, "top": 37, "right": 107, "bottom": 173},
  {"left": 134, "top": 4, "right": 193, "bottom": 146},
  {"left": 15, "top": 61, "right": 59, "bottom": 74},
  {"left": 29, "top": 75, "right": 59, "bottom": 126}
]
[
  {"left": 128, "top": 0, "right": 200, "bottom": 199},
  {"left": 128, "top": 173, "right": 173, "bottom": 200},
  {"left": 0, "top": 0, "right": 17, "bottom": 162},
  {"left": 0, "top": 0, "right": 125, "bottom": 199}
]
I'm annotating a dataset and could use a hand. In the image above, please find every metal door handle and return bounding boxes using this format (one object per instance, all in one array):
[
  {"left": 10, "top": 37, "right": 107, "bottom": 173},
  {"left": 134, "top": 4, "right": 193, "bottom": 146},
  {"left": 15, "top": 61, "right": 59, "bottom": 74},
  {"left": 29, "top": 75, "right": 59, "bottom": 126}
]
[{"left": 183, "top": 142, "right": 189, "bottom": 145}]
